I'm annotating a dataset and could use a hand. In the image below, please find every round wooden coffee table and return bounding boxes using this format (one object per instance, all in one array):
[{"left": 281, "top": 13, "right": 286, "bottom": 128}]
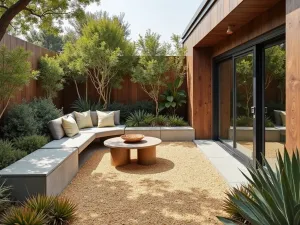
[{"left": 104, "top": 136, "right": 161, "bottom": 167}]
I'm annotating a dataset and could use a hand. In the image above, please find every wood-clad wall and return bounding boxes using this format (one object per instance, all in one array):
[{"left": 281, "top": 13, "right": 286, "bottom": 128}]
[
  {"left": 213, "top": 0, "right": 285, "bottom": 57},
  {"left": 184, "top": 0, "right": 285, "bottom": 139},
  {"left": 286, "top": 0, "right": 300, "bottom": 151},
  {"left": 0, "top": 34, "right": 57, "bottom": 116}
]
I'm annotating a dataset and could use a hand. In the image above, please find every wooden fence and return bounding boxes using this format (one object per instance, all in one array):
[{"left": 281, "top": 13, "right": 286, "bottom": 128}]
[{"left": 0, "top": 34, "right": 57, "bottom": 116}]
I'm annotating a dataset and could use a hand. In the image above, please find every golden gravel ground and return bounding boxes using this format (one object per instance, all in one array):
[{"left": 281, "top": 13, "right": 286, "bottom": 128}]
[{"left": 61, "top": 142, "right": 229, "bottom": 225}]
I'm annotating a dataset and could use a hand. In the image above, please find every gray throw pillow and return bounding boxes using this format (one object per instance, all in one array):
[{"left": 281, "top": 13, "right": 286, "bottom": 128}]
[
  {"left": 274, "top": 110, "right": 283, "bottom": 126},
  {"left": 90, "top": 110, "right": 120, "bottom": 126},
  {"left": 48, "top": 118, "right": 65, "bottom": 140},
  {"left": 48, "top": 113, "right": 75, "bottom": 140}
]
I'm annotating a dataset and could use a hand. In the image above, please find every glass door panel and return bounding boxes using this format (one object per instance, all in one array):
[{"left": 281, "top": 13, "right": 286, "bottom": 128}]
[
  {"left": 219, "top": 59, "right": 233, "bottom": 147},
  {"left": 235, "top": 53, "right": 254, "bottom": 159},
  {"left": 264, "top": 43, "right": 286, "bottom": 169}
]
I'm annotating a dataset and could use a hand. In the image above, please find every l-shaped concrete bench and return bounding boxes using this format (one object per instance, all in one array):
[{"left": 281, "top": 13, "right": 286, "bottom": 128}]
[{"left": 0, "top": 125, "right": 195, "bottom": 201}]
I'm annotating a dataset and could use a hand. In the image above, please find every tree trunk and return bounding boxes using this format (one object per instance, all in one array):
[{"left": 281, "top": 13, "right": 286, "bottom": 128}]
[
  {"left": 74, "top": 79, "right": 81, "bottom": 100},
  {"left": 85, "top": 77, "right": 88, "bottom": 101},
  {"left": 0, "top": 0, "right": 31, "bottom": 41},
  {"left": 0, "top": 98, "right": 11, "bottom": 119}
]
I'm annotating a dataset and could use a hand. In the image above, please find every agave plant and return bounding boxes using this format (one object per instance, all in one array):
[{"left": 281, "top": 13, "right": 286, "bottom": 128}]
[
  {"left": 167, "top": 115, "right": 188, "bottom": 126},
  {"left": 50, "top": 197, "right": 77, "bottom": 225},
  {"left": 71, "top": 99, "right": 102, "bottom": 112},
  {"left": 125, "top": 110, "right": 154, "bottom": 127},
  {"left": 218, "top": 149, "right": 300, "bottom": 225},
  {"left": 1, "top": 206, "right": 47, "bottom": 225},
  {"left": 24, "top": 194, "right": 55, "bottom": 219},
  {"left": 152, "top": 115, "right": 168, "bottom": 126}
]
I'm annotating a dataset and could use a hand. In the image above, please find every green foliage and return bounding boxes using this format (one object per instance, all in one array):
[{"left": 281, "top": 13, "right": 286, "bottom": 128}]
[
  {"left": 0, "top": 46, "right": 36, "bottom": 119},
  {"left": 125, "top": 110, "right": 154, "bottom": 127},
  {"left": 152, "top": 115, "right": 168, "bottom": 126},
  {"left": 160, "top": 76, "right": 187, "bottom": 115},
  {"left": 222, "top": 185, "right": 252, "bottom": 224},
  {"left": 68, "top": 14, "right": 135, "bottom": 109},
  {"left": 24, "top": 195, "right": 77, "bottom": 225},
  {"left": 50, "top": 198, "right": 77, "bottom": 225},
  {"left": 132, "top": 30, "right": 170, "bottom": 116},
  {"left": 218, "top": 149, "right": 300, "bottom": 225},
  {"left": 0, "top": 181, "right": 12, "bottom": 214},
  {"left": 235, "top": 116, "right": 274, "bottom": 127},
  {"left": 25, "top": 195, "right": 55, "bottom": 219},
  {"left": 167, "top": 115, "right": 188, "bottom": 126},
  {"left": 0, "top": 0, "right": 101, "bottom": 38},
  {"left": 0, "top": 206, "right": 47, "bottom": 225},
  {"left": 13, "top": 135, "right": 49, "bottom": 154},
  {"left": 39, "top": 55, "right": 65, "bottom": 99},
  {"left": 125, "top": 111, "right": 188, "bottom": 127},
  {"left": 26, "top": 30, "right": 63, "bottom": 52},
  {"left": 0, "top": 140, "right": 27, "bottom": 170},
  {"left": 71, "top": 99, "right": 102, "bottom": 112},
  {"left": 2, "top": 103, "right": 38, "bottom": 139},
  {"left": 29, "top": 98, "right": 63, "bottom": 135}
]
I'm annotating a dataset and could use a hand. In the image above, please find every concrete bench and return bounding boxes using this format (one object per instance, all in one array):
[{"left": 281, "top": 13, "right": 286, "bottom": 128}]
[
  {"left": 0, "top": 148, "right": 78, "bottom": 201},
  {"left": 0, "top": 125, "right": 126, "bottom": 200}
]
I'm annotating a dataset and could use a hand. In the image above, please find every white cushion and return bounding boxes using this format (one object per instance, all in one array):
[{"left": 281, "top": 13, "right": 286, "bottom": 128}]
[{"left": 80, "top": 125, "right": 125, "bottom": 138}]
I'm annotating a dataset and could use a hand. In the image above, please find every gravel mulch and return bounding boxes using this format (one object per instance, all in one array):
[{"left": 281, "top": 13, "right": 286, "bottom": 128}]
[{"left": 61, "top": 142, "right": 229, "bottom": 225}]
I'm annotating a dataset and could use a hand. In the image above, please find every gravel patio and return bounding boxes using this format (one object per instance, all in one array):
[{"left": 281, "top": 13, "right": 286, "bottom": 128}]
[{"left": 61, "top": 142, "right": 228, "bottom": 225}]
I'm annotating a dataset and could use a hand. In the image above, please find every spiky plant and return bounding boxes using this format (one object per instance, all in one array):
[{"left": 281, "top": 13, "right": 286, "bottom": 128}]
[
  {"left": 0, "top": 181, "right": 11, "bottom": 213},
  {"left": 71, "top": 99, "right": 102, "bottom": 112},
  {"left": 152, "top": 115, "right": 168, "bottom": 126},
  {"left": 218, "top": 149, "right": 300, "bottom": 225},
  {"left": 222, "top": 184, "right": 252, "bottom": 224},
  {"left": 50, "top": 198, "right": 77, "bottom": 225},
  {"left": 125, "top": 110, "right": 153, "bottom": 127},
  {"left": 167, "top": 115, "right": 188, "bottom": 126},
  {"left": 0, "top": 206, "right": 47, "bottom": 225},
  {"left": 24, "top": 195, "right": 55, "bottom": 219}
]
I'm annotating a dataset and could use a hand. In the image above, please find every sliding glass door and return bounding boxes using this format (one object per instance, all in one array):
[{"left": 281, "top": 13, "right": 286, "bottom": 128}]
[{"left": 214, "top": 28, "right": 285, "bottom": 166}]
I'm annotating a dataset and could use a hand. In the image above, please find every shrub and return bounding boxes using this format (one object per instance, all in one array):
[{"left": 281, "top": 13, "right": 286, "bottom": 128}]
[
  {"left": 25, "top": 195, "right": 55, "bottom": 222},
  {"left": 29, "top": 98, "right": 63, "bottom": 135},
  {"left": 125, "top": 110, "right": 153, "bottom": 127},
  {"left": 152, "top": 115, "right": 168, "bottom": 126},
  {"left": 1, "top": 103, "right": 38, "bottom": 139},
  {"left": 13, "top": 135, "right": 49, "bottom": 154},
  {"left": 167, "top": 115, "right": 188, "bottom": 126},
  {"left": 51, "top": 197, "right": 77, "bottom": 225},
  {"left": 0, "top": 206, "right": 47, "bottom": 225},
  {"left": 218, "top": 149, "right": 300, "bottom": 225},
  {"left": 0, "top": 181, "right": 12, "bottom": 214},
  {"left": 0, "top": 140, "right": 27, "bottom": 169}
]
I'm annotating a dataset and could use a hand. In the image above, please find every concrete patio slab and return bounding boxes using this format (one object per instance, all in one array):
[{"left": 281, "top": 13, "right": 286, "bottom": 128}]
[{"left": 194, "top": 140, "right": 250, "bottom": 187}]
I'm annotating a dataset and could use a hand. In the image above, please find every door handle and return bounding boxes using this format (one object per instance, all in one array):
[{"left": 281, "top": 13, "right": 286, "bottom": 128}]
[
  {"left": 251, "top": 106, "right": 255, "bottom": 114},
  {"left": 265, "top": 107, "right": 268, "bottom": 114}
]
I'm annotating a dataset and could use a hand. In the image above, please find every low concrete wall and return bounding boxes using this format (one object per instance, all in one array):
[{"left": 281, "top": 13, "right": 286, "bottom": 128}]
[
  {"left": 125, "top": 126, "right": 195, "bottom": 141},
  {"left": 229, "top": 127, "right": 284, "bottom": 142}
]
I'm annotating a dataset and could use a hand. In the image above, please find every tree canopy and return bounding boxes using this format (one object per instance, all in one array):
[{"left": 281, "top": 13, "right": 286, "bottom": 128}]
[{"left": 0, "top": 0, "right": 100, "bottom": 41}]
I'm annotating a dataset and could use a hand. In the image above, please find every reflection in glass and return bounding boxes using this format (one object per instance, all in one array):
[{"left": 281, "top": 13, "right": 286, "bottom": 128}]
[
  {"left": 219, "top": 59, "right": 233, "bottom": 147},
  {"left": 264, "top": 43, "right": 286, "bottom": 169},
  {"left": 235, "top": 53, "right": 254, "bottom": 159}
]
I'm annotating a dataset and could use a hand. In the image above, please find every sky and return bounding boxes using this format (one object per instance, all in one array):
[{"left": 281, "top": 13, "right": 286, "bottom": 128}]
[{"left": 86, "top": 0, "right": 201, "bottom": 43}]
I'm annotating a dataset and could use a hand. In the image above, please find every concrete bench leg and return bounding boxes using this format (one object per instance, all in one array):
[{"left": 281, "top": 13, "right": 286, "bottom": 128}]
[
  {"left": 137, "top": 147, "right": 156, "bottom": 165},
  {"left": 110, "top": 148, "right": 130, "bottom": 167}
]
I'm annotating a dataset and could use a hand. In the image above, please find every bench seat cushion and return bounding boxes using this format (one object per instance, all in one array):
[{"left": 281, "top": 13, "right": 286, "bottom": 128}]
[
  {"left": 42, "top": 133, "right": 95, "bottom": 154},
  {"left": 80, "top": 125, "right": 125, "bottom": 138}
]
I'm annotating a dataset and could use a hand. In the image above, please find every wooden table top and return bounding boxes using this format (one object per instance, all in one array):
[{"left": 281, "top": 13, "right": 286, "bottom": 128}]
[{"left": 104, "top": 136, "right": 161, "bottom": 149}]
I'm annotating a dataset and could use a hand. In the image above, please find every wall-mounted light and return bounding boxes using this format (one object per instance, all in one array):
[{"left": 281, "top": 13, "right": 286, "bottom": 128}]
[{"left": 227, "top": 25, "right": 233, "bottom": 35}]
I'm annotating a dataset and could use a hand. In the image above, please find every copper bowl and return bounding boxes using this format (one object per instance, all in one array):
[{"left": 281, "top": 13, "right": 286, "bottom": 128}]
[{"left": 120, "top": 134, "right": 145, "bottom": 143}]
